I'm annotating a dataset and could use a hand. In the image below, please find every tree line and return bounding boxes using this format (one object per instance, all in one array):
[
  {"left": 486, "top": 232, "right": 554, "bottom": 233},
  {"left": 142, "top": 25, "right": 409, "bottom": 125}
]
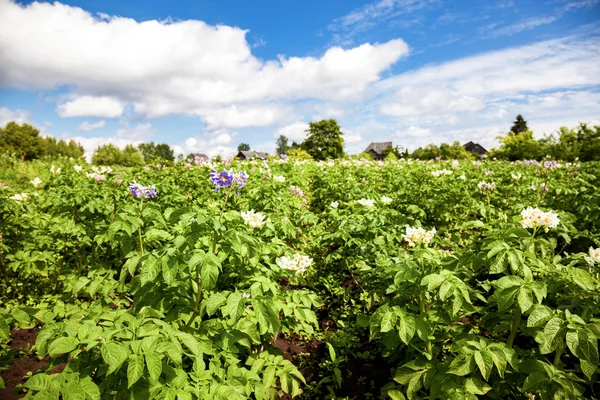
[{"left": 3, "top": 114, "right": 599, "bottom": 165}]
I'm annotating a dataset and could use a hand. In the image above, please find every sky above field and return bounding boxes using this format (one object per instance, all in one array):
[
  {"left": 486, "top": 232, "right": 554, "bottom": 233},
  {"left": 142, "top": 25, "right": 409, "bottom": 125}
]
[{"left": 0, "top": 0, "right": 599, "bottom": 159}]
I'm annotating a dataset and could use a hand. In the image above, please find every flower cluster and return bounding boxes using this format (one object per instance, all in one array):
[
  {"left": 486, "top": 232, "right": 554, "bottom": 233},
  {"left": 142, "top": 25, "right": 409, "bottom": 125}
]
[
  {"left": 86, "top": 166, "right": 112, "bottom": 182},
  {"left": 452, "top": 160, "right": 460, "bottom": 170},
  {"left": 584, "top": 247, "right": 600, "bottom": 266},
  {"left": 357, "top": 198, "right": 374, "bottom": 207},
  {"left": 520, "top": 207, "right": 560, "bottom": 232},
  {"left": 73, "top": 165, "right": 83, "bottom": 172},
  {"left": 477, "top": 181, "right": 496, "bottom": 192},
  {"left": 381, "top": 196, "right": 392, "bottom": 204},
  {"left": 511, "top": 173, "right": 522, "bottom": 180},
  {"left": 30, "top": 177, "right": 42, "bottom": 187},
  {"left": 520, "top": 160, "right": 541, "bottom": 167},
  {"left": 565, "top": 162, "right": 581, "bottom": 169},
  {"left": 240, "top": 210, "right": 265, "bottom": 228},
  {"left": 403, "top": 226, "right": 436, "bottom": 247},
  {"left": 330, "top": 201, "right": 339, "bottom": 208},
  {"left": 543, "top": 160, "right": 561, "bottom": 170},
  {"left": 128, "top": 181, "right": 158, "bottom": 199},
  {"left": 50, "top": 165, "right": 61, "bottom": 175},
  {"left": 289, "top": 185, "right": 304, "bottom": 198},
  {"left": 277, "top": 254, "right": 313, "bottom": 274},
  {"left": 273, "top": 175, "right": 286, "bottom": 183},
  {"left": 431, "top": 169, "right": 453, "bottom": 177},
  {"left": 209, "top": 169, "right": 248, "bottom": 193},
  {"left": 9, "top": 193, "right": 29, "bottom": 201},
  {"left": 531, "top": 183, "right": 548, "bottom": 193},
  {"left": 485, "top": 170, "right": 494, "bottom": 176}
]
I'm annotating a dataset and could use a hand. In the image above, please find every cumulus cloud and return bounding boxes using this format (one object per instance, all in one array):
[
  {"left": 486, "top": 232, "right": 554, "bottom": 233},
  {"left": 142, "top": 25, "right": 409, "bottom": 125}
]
[
  {"left": 274, "top": 122, "right": 309, "bottom": 141},
  {"left": 77, "top": 120, "right": 106, "bottom": 132},
  {"left": 396, "top": 126, "right": 431, "bottom": 137},
  {"left": 57, "top": 96, "right": 124, "bottom": 118},
  {"left": 0, "top": 0, "right": 409, "bottom": 128},
  {"left": 0, "top": 107, "right": 30, "bottom": 126},
  {"left": 182, "top": 130, "right": 237, "bottom": 158}
]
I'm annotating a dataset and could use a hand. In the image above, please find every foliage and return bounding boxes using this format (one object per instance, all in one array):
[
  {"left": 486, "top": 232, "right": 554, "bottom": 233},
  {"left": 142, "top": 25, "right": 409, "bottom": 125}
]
[
  {"left": 411, "top": 141, "right": 474, "bottom": 160},
  {"left": 0, "top": 122, "right": 84, "bottom": 161},
  {"left": 276, "top": 136, "right": 289, "bottom": 155},
  {"left": 490, "top": 131, "right": 546, "bottom": 161},
  {"left": 93, "top": 144, "right": 145, "bottom": 167},
  {"left": 511, "top": 114, "right": 529, "bottom": 135},
  {"left": 238, "top": 143, "right": 250, "bottom": 151},
  {"left": 301, "top": 119, "right": 344, "bottom": 160},
  {"left": 138, "top": 142, "right": 175, "bottom": 163},
  {"left": 286, "top": 148, "right": 312, "bottom": 160}
]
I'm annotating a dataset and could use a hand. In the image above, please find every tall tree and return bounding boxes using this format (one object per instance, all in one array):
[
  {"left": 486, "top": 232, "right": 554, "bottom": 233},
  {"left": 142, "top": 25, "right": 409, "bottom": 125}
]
[
  {"left": 510, "top": 115, "right": 529, "bottom": 135},
  {"left": 92, "top": 144, "right": 123, "bottom": 165},
  {"left": 276, "top": 135, "right": 289, "bottom": 155},
  {"left": 237, "top": 143, "right": 250, "bottom": 151},
  {"left": 301, "top": 119, "right": 345, "bottom": 160},
  {"left": 138, "top": 142, "right": 174, "bottom": 162},
  {"left": 0, "top": 122, "right": 43, "bottom": 160}
]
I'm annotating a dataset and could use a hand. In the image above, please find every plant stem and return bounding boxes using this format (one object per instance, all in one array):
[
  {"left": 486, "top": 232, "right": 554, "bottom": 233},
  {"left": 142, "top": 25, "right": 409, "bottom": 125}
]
[
  {"left": 553, "top": 342, "right": 565, "bottom": 366},
  {"left": 138, "top": 198, "right": 144, "bottom": 256},
  {"left": 507, "top": 307, "right": 522, "bottom": 348},
  {"left": 219, "top": 185, "right": 234, "bottom": 222},
  {"left": 184, "top": 262, "right": 204, "bottom": 331}
]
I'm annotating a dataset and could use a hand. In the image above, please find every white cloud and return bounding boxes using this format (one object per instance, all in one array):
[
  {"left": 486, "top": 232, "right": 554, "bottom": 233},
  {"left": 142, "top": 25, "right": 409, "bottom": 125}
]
[
  {"left": 481, "top": 16, "right": 558, "bottom": 38},
  {"left": 115, "top": 123, "right": 156, "bottom": 140},
  {"left": 77, "top": 120, "right": 106, "bottom": 132},
  {"left": 0, "top": 107, "right": 30, "bottom": 126},
  {"left": 396, "top": 126, "right": 431, "bottom": 137},
  {"left": 57, "top": 96, "right": 124, "bottom": 118},
  {"left": 274, "top": 122, "right": 309, "bottom": 141},
  {"left": 0, "top": 0, "right": 409, "bottom": 129}
]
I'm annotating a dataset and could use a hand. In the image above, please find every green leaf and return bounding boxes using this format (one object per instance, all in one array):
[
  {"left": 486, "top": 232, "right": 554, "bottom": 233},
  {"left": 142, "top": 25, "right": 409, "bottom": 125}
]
[
  {"left": 206, "top": 293, "right": 227, "bottom": 316},
  {"left": 388, "top": 390, "right": 406, "bottom": 400},
  {"left": 464, "top": 377, "right": 491, "bottom": 395},
  {"left": 474, "top": 350, "right": 494, "bottom": 381},
  {"left": 489, "top": 347, "right": 508, "bottom": 378},
  {"left": 201, "top": 262, "right": 219, "bottom": 291},
  {"left": 101, "top": 342, "right": 128, "bottom": 375},
  {"left": 380, "top": 310, "right": 397, "bottom": 333},
  {"left": 23, "top": 374, "right": 51, "bottom": 391},
  {"left": 79, "top": 377, "right": 100, "bottom": 400},
  {"left": 327, "top": 342, "right": 336, "bottom": 362},
  {"left": 48, "top": 336, "right": 79, "bottom": 357},
  {"left": 176, "top": 332, "right": 201, "bottom": 356},
  {"left": 146, "top": 353, "right": 162, "bottom": 381},
  {"left": 448, "top": 355, "right": 475, "bottom": 376},
  {"left": 127, "top": 354, "right": 145, "bottom": 388},
  {"left": 398, "top": 314, "right": 416, "bottom": 345},
  {"left": 140, "top": 256, "right": 160, "bottom": 285},
  {"left": 517, "top": 287, "right": 534, "bottom": 313},
  {"left": 527, "top": 305, "right": 553, "bottom": 328}
]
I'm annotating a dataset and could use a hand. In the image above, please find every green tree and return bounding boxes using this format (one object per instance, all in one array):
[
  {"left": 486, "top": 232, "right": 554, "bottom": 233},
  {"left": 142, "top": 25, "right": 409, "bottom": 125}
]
[
  {"left": 489, "top": 130, "right": 546, "bottom": 161},
  {"left": 301, "top": 119, "right": 345, "bottom": 160},
  {"left": 0, "top": 122, "right": 43, "bottom": 160},
  {"left": 287, "top": 148, "right": 312, "bottom": 160},
  {"left": 276, "top": 135, "right": 289, "bottom": 155},
  {"left": 138, "top": 142, "right": 174, "bottom": 162},
  {"left": 122, "top": 144, "right": 145, "bottom": 166},
  {"left": 510, "top": 114, "right": 528, "bottom": 135},
  {"left": 92, "top": 144, "right": 123, "bottom": 165},
  {"left": 237, "top": 143, "right": 250, "bottom": 151}
]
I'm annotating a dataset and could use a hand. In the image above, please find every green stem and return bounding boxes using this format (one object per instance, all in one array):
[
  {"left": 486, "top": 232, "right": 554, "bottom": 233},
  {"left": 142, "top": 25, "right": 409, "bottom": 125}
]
[
  {"left": 419, "top": 288, "right": 433, "bottom": 357},
  {"left": 138, "top": 198, "right": 144, "bottom": 256},
  {"left": 553, "top": 342, "right": 565, "bottom": 366},
  {"left": 184, "top": 262, "right": 204, "bottom": 331},
  {"left": 219, "top": 185, "right": 235, "bottom": 222},
  {"left": 507, "top": 307, "right": 522, "bottom": 348}
]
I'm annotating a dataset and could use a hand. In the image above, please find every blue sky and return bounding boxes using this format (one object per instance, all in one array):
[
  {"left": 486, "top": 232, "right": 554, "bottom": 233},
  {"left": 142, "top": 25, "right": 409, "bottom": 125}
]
[{"left": 0, "top": 0, "right": 599, "bottom": 159}]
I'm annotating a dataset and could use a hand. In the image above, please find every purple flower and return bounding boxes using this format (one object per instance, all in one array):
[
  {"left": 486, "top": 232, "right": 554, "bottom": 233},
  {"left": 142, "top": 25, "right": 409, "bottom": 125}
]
[
  {"left": 129, "top": 181, "right": 145, "bottom": 197},
  {"left": 209, "top": 169, "right": 248, "bottom": 193},
  {"left": 234, "top": 171, "right": 248, "bottom": 188},
  {"left": 280, "top": 154, "right": 288, "bottom": 160},
  {"left": 145, "top": 185, "right": 158, "bottom": 199}
]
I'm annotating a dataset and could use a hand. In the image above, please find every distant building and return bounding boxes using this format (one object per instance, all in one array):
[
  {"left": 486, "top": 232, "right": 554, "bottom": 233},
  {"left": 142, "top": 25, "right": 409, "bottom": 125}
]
[
  {"left": 188, "top": 153, "right": 209, "bottom": 164},
  {"left": 463, "top": 142, "right": 488, "bottom": 158},
  {"left": 237, "top": 151, "right": 268, "bottom": 160},
  {"left": 363, "top": 142, "right": 392, "bottom": 160}
]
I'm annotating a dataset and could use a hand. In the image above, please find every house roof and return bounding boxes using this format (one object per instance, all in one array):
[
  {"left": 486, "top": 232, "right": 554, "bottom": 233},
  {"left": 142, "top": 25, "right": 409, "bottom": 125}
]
[
  {"left": 463, "top": 142, "right": 488, "bottom": 153},
  {"left": 191, "top": 153, "right": 209, "bottom": 159},
  {"left": 238, "top": 151, "right": 268, "bottom": 159},
  {"left": 364, "top": 142, "right": 392, "bottom": 155}
]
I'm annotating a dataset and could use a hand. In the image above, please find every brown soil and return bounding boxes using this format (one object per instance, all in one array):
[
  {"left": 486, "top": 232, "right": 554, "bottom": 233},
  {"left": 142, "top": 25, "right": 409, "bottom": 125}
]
[{"left": 0, "top": 329, "right": 66, "bottom": 400}]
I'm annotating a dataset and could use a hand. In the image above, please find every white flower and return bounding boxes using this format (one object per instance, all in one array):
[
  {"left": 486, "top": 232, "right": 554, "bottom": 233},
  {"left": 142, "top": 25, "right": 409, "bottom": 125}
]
[
  {"left": 242, "top": 292, "right": 251, "bottom": 299},
  {"left": 520, "top": 207, "right": 560, "bottom": 232},
  {"left": 485, "top": 170, "right": 493, "bottom": 176},
  {"left": 459, "top": 175, "right": 466, "bottom": 180},
  {"left": 403, "top": 226, "right": 436, "bottom": 247},
  {"left": 511, "top": 173, "right": 522, "bottom": 180},
  {"left": 431, "top": 169, "right": 453, "bottom": 177},
  {"left": 477, "top": 181, "right": 496, "bottom": 192},
  {"left": 277, "top": 254, "right": 313, "bottom": 274},
  {"left": 30, "top": 177, "right": 42, "bottom": 187},
  {"left": 9, "top": 193, "right": 29, "bottom": 201},
  {"left": 273, "top": 175, "right": 285, "bottom": 183},
  {"left": 357, "top": 198, "right": 374, "bottom": 207},
  {"left": 74, "top": 165, "right": 83, "bottom": 172},
  {"left": 330, "top": 201, "right": 339, "bottom": 208},
  {"left": 241, "top": 210, "right": 265, "bottom": 228},
  {"left": 584, "top": 247, "right": 600, "bottom": 266},
  {"left": 50, "top": 165, "right": 61, "bottom": 175},
  {"left": 452, "top": 160, "right": 460, "bottom": 170},
  {"left": 381, "top": 196, "right": 392, "bottom": 204},
  {"left": 290, "top": 185, "right": 304, "bottom": 198}
]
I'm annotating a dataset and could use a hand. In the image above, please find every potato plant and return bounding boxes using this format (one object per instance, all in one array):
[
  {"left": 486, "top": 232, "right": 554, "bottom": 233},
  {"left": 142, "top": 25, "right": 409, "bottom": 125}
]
[{"left": 0, "top": 157, "right": 599, "bottom": 400}]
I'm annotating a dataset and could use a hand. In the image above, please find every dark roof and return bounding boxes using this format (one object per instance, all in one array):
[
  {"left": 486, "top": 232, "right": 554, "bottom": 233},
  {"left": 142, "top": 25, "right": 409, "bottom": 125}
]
[
  {"left": 190, "top": 153, "right": 209, "bottom": 159},
  {"left": 463, "top": 142, "right": 488, "bottom": 154},
  {"left": 238, "top": 151, "right": 268, "bottom": 159},
  {"left": 363, "top": 142, "right": 392, "bottom": 155}
]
